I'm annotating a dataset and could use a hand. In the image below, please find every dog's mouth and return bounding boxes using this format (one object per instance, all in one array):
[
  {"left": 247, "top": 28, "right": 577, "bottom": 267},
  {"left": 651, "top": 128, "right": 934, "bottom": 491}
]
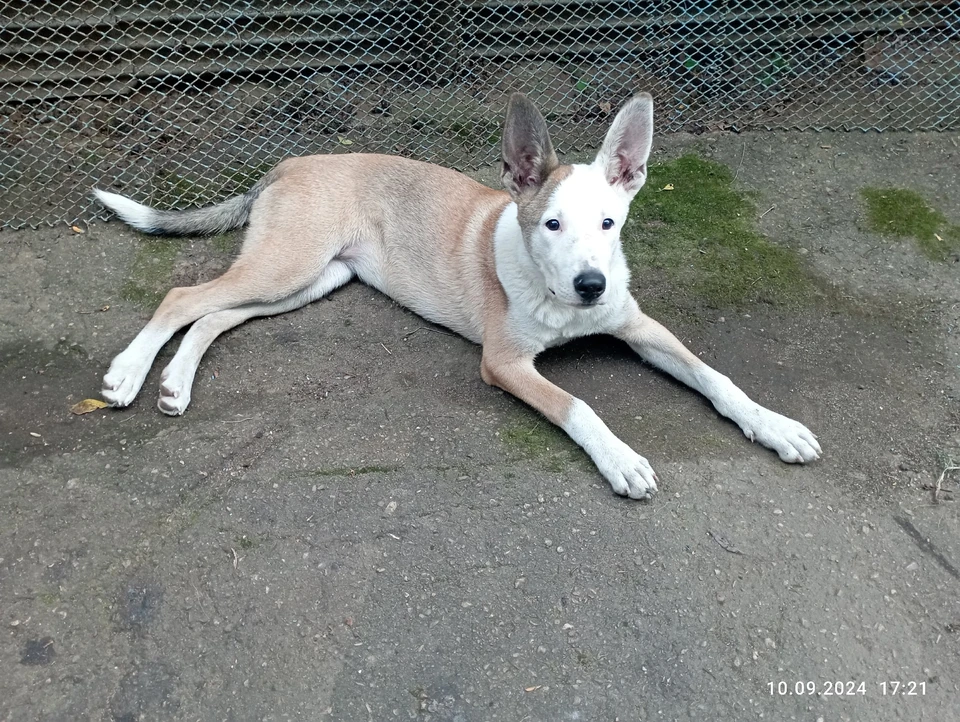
[{"left": 548, "top": 288, "right": 604, "bottom": 309}]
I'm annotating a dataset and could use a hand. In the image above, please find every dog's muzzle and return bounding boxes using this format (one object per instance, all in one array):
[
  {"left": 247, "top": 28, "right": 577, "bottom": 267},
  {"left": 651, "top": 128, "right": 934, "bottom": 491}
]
[{"left": 573, "top": 270, "right": 606, "bottom": 303}]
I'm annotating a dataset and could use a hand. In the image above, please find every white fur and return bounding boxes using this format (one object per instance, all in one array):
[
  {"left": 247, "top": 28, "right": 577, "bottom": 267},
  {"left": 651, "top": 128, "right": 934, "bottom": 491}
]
[
  {"left": 525, "top": 164, "right": 632, "bottom": 308},
  {"left": 93, "top": 189, "right": 156, "bottom": 231},
  {"left": 563, "top": 399, "right": 658, "bottom": 499}
]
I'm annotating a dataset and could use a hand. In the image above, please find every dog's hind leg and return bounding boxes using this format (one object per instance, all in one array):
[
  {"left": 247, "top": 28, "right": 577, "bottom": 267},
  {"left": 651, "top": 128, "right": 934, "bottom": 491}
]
[
  {"left": 102, "top": 244, "right": 336, "bottom": 408},
  {"left": 156, "top": 260, "right": 354, "bottom": 415}
]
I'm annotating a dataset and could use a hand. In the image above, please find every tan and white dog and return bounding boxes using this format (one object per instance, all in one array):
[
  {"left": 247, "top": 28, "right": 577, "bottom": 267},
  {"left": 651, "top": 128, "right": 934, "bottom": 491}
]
[{"left": 94, "top": 92, "right": 820, "bottom": 499}]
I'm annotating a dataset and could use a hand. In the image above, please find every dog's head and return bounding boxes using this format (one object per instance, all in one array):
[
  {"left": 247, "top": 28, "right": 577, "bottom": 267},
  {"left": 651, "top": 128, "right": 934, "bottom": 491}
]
[{"left": 500, "top": 92, "right": 653, "bottom": 307}]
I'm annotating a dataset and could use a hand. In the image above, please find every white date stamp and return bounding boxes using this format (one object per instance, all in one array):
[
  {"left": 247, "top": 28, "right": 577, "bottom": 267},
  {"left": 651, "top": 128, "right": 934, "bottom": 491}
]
[{"left": 768, "top": 681, "right": 927, "bottom": 697}]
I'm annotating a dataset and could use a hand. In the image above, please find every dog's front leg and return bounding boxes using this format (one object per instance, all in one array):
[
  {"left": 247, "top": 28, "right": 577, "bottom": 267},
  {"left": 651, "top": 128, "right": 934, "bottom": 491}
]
[
  {"left": 615, "top": 301, "right": 821, "bottom": 463},
  {"left": 481, "top": 352, "right": 658, "bottom": 499}
]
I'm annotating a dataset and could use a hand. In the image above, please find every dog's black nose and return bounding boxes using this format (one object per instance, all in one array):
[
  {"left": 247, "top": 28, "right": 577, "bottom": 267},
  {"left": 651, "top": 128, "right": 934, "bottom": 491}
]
[{"left": 573, "top": 271, "right": 606, "bottom": 302}]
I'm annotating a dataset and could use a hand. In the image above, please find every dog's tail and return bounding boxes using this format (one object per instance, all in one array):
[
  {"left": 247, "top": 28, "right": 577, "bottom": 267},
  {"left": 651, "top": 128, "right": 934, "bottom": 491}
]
[{"left": 92, "top": 167, "right": 280, "bottom": 236}]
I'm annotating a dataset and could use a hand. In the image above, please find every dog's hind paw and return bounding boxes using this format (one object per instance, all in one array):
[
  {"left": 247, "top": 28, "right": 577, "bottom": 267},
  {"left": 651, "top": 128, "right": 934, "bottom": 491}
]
[
  {"left": 743, "top": 407, "right": 821, "bottom": 463},
  {"left": 102, "top": 356, "right": 151, "bottom": 408},
  {"left": 157, "top": 364, "right": 194, "bottom": 416},
  {"left": 596, "top": 440, "right": 659, "bottom": 500}
]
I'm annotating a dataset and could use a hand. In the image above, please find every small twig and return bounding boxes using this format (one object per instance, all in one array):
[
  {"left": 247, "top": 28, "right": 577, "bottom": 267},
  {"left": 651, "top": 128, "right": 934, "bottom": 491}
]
[
  {"left": 933, "top": 466, "right": 960, "bottom": 504},
  {"left": 380, "top": 342, "right": 392, "bottom": 355},
  {"left": 759, "top": 204, "right": 776, "bottom": 219},
  {"left": 402, "top": 325, "right": 457, "bottom": 340},
  {"left": 708, "top": 529, "right": 744, "bottom": 555},
  {"left": 734, "top": 141, "right": 746, "bottom": 180},
  {"left": 222, "top": 417, "right": 256, "bottom": 424}
]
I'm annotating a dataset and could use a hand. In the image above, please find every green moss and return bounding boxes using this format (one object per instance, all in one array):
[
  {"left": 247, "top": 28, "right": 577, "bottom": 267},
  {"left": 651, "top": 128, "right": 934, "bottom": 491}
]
[
  {"left": 500, "top": 410, "right": 582, "bottom": 471},
  {"left": 622, "top": 155, "right": 815, "bottom": 309},
  {"left": 860, "top": 187, "right": 960, "bottom": 261},
  {"left": 120, "top": 234, "right": 186, "bottom": 309},
  {"left": 207, "top": 229, "right": 242, "bottom": 255}
]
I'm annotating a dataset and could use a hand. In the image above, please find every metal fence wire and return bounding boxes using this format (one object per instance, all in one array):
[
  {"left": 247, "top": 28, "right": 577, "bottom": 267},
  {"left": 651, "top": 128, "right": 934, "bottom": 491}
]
[{"left": 1, "top": 1, "right": 958, "bottom": 228}]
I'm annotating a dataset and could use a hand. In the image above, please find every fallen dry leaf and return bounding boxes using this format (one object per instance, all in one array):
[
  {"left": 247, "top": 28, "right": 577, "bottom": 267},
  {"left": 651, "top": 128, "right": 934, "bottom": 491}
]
[
  {"left": 70, "top": 398, "right": 108, "bottom": 415},
  {"left": 337, "top": 136, "right": 354, "bottom": 146},
  {"left": 29, "top": 432, "right": 42, "bottom": 437},
  {"left": 70, "top": 225, "right": 85, "bottom": 234},
  {"left": 661, "top": 183, "right": 675, "bottom": 191},
  {"left": 525, "top": 685, "right": 542, "bottom": 693}
]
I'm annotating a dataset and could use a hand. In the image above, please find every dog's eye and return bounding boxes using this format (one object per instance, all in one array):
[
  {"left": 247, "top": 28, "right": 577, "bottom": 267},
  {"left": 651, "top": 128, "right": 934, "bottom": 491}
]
[
  {"left": 602, "top": 218, "right": 615, "bottom": 230},
  {"left": 545, "top": 219, "right": 561, "bottom": 231}
]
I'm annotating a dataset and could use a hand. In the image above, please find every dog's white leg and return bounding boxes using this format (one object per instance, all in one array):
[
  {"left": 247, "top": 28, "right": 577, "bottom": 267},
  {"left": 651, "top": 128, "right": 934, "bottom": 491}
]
[
  {"left": 101, "top": 324, "right": 172, "bottom": 408},
  {"left": 102, "top": 276, "right": 237, "bottom": 407},
  {"left": 615, "top": 301, "right": 821, "bottom": 463},
  {"left": 157, "top": 260, "right": 354, "bottom": 415},
  {"left": 482, "top": 355, "right": 658, "bottom": 499}
]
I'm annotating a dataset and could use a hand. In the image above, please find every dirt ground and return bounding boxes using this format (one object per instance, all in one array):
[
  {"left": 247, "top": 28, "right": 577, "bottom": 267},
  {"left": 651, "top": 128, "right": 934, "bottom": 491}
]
[{"left": 1, "top": 129, "right": 959, "bottom": 721}]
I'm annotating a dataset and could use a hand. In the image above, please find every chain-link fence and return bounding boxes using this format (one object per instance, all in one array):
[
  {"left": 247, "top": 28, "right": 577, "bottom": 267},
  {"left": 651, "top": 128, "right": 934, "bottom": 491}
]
[{"left": 2, "top": 1, "right": 957, "bottom": 229}]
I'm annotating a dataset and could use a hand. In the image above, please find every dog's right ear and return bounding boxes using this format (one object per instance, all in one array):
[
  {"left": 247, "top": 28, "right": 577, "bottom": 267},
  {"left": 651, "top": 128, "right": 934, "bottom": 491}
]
[{"left": 500, "top": 93, "right": 559, "bottom": 201}]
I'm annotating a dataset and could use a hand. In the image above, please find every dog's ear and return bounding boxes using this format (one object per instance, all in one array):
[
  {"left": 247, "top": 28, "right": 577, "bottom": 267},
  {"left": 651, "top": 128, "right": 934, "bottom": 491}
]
[
  {"left": 593, "top": 93, "right": 653, "bottom": 197},
  {"left": 500, "top": 93, "right": 559, "bottom": 201}
]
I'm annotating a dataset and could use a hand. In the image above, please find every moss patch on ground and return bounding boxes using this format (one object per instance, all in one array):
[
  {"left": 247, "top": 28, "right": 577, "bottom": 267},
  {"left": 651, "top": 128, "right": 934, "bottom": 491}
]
[
  {"left": 120, "top": 234, "right": 187, "bottom": 308},
  {"left": 860, "top": 187, "right": 960, "bottom": 261},
  {"left": 622, "top": 154, "right": 815, "bottom": 310},
  {"left": 499, "top": 410, "right": 585, "bottom": 473}
]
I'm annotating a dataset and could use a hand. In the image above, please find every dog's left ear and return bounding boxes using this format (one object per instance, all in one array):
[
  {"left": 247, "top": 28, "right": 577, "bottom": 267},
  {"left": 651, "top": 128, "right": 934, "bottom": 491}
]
[
  {"left": 593, "top": 93, "right": 653, "bottom": 198},
  {"left": 500, "top": 93, "right": 559, "bottom": 201}
]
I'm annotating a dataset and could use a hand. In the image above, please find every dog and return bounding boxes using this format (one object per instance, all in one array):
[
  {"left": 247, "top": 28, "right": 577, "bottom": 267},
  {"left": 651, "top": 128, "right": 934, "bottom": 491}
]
[{"left": 93, "top": 92, "right": 820, "bottom": 499}]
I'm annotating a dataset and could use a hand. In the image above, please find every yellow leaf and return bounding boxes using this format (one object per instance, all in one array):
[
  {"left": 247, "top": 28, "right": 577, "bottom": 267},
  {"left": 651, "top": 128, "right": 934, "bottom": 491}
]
[
  {"left": 71, "top": 225, "right": 85, "bottom": 233},
  {"left": 70, "top": 398, "right": 108, "bottom": 415},
  {"left": 661, "top": 183, "right": 675, "bottom": 191},
  {"left": 337, "top": 136, "right": 354, "bottom": 146}
]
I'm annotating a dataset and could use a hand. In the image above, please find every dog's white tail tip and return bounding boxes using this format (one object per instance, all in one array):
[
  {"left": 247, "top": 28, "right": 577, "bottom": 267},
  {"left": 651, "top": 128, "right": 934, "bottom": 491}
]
[{"left": 93, "top": 188, "right": 156, "bottom": 231}]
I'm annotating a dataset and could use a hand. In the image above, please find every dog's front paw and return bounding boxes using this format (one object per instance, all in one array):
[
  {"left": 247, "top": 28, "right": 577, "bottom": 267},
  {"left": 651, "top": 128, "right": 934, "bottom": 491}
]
[
  {"left": 742, "top": 406, "right": 821, "bottom": 463},
  {"left": 594, "top": 440, "right": 659, "bottom": 500}
]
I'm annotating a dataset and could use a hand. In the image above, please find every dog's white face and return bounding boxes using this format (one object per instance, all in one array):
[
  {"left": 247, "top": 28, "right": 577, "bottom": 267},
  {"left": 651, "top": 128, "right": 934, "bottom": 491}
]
[
  {"left": 522, "top": 162, "right": 639, "bottom": 307},
  {"left": 501, "top": 92, "right": 653, "bottom": 308}
]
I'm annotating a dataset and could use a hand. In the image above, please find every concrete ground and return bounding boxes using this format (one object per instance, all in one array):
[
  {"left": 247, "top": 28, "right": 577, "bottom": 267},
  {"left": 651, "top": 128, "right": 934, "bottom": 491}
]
[{"left": 1, "top": 130, "right": 959, "bottom": 721}]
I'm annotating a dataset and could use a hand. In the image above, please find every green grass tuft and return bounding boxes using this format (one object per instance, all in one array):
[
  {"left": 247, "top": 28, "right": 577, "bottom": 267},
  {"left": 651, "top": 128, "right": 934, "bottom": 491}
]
[
  {"left": 860, "top": 187, "right": 960, "bottom": 261},
  {"left": 622, "top": 154, "right": 815, "bottom": 309}
]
